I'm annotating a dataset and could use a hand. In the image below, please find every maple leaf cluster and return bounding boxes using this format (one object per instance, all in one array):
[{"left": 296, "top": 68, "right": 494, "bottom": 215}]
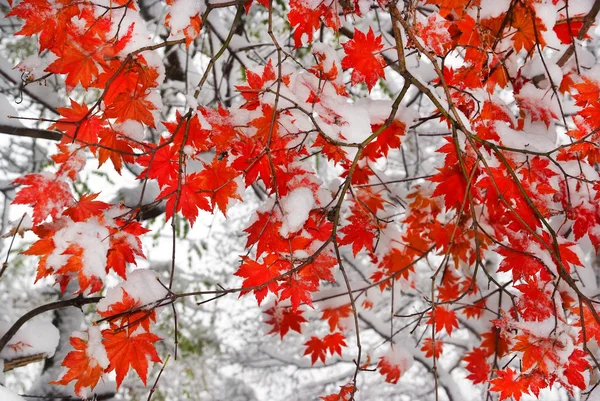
[{"left": 4, "top": 0, "right": 600, "bottom": 400}]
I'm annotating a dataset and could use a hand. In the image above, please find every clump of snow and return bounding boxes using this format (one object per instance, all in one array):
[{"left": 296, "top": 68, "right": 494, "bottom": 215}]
[
  {"left": 166, "top": 0, "right": 202, "bottom": 39},
  {"left": 97, "top": 269, "right": 168, "bottom": 312},
  {"left": 0, "top": 385, "right": 26, "bottom": 401},
  {"left": 116, "top": 120, "right": 145, "bottom": 142},
  {"left": 381, "top": 344, "right": 414, "bottom": 377},
  {"left": 115, "top": 181, "right": 161, "bottom": 208},
  {"left": 356, "top": 98, "right": 417, "bottom": 130},
  {"left": 329, "top": 102, "right": 372, "bottom": 144},
  {"left": 279, "top": 187, "right": 315, "bottom": 237},
  {"left": 478, "top": 0, "right": 510, "bottom": 18},
  {"left": 85, "top": 326, "right": 109, "bottom": 369},
  {"left": 46, "top": 217, "right": 110, "bottom": 281},
  {"left": 0, "top": 320, "right": 59, "bottom": 360}
]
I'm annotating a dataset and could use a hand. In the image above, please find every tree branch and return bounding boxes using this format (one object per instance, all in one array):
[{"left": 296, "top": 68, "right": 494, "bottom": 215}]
[
  {"left": 0, "top": 124, "right": 61, "bottom": 141},
  {"left": 3, "top": 352, "right": 47, "bottom": 371},
  {"left": 0, "top": 295, "right": 102, "bottom": 354}
]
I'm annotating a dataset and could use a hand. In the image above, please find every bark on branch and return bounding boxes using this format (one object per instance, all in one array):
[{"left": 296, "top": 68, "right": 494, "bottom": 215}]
[
  {"left": 3, "top": 352, "right": 47, "bottom": 371},
  {"left": 0, "top": 124, "right": 62, "bottom": 141}
]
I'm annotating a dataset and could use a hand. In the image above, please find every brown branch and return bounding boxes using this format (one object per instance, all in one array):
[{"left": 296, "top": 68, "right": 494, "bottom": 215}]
[
  {"left": 3, "top": 353, "right": 47, "bottom": 371},
  {"left": 0, "top": 124, "right": 62, "bottom": 141}
]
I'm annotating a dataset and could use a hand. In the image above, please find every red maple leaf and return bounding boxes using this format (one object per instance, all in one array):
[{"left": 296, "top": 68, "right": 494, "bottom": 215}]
[
  {"left": 323, "top": 332, "right": 346, "bottom": 357},
  {"left": 158, "top": 173, "right": 211, "bottom": 226},
  {"left": 200, "top": 105, "right": 239, "bottom": 153},
  {"left": 235, "top": 60, "right": 276, "bottom": 110},
  {"left": 102, "top": 328, "right": 162, "bottom": 388},
  {"left": 98, "top": 289, "right": 157, "bottom": 334},
  {"left": 13, "top": 173, "right": 73, "bottom": 224},
  {"left": 52, "top": 99, "right": 106, "bottom": 144},
  {"left": 195, "top": 159, "right": 241, "bottom": 215},
  {"left": 490, "top": 368, "right": 529, "bottom": 401},
  {"left": 553, "top": 19, "right": 586, "bottom": 44},
  {"left": 341, "top": 28, "right": 386, "bottom": 91},
  {"left": 287, "top": 0, "right": 324, "bottom": 49},
  {"left": 463, "top": 347, "right": 490, "bottom": 384},
  {"left": 363, "top": 120, "right": 405, "bottom": 161},
  {"left": 563, "top": 349, "right": 590, "bottom": 392},
  {"left": 338, "top": 212, "right": 377, "bottom": 257},
  {"left": 421, "top": 337, "right": 443, "bottom": 359},
  {"left": 279, "top": 273, "right": 318, "bottom": 310},
  {"left": 321, "top": 304, "right": 353, "bottom": 332},
  {"left": 137, "top": 142, "right": 179, "bottom": 188},
  {"left": 417, "top": 13, "right": 453, "bottom": 56},
  {"left": 235, "top": 254, "right": 288, "bottom": 305},
  {"left": 243, "top": 210, "right": 292, "bottom": 256},
  {"left": 427, "top": 305, "right": 459, "bottom": 335},
  {"left": 377, "top": 346, "right": 412, "bottom": 384},
  {"left": 264, "top": 302, "right": 307, "bottom": 338},
  {"left": 304, "top": 336, "right": 328, "bottom": 365},
  {"left": 320, "top": 384, "right": 355, "bottom": 401},
  {"left": 63, "top": 193, "right": 109, "bottom": 223}
]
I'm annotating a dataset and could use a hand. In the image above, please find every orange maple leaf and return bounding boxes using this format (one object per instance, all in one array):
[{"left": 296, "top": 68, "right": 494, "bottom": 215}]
[
  {"left": 99, "top": 289, "right": 157, "bottom": 334},
  {"left": 196, "top": 159, "right": 241, "bottom": 215},
  {"left": 510, "top": 7, "right": 546, "bottom": 53},
  {"left": 51, "top": 333, "right": 107, "bottom": 396},
  {"left": 104, "top": 92, "right": 156, "bottom": 127}
]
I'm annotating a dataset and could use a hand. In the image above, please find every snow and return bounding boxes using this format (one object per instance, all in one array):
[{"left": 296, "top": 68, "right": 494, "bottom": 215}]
[
  {"left": 478, "top": 0, "right": 510, "bottom": 18},
  {"left": 97, "top": 269, "right": 169, "bottom": 312},
  {"left": 535, "top": 3, "right": 564, "bottom": 48},
  {"left": 279, "top": 187, "right": 315, "bottom": 238},
  {"left": 167, "top": 0, "right": 202, "bottom": 36},
  {"left": 4, "top": 54, "right": 64, "bottom": 109},
  {"left": 0, "top": 320, "right": 60, "bottom": 360},
  {"left": 0, "top": 94, "right": 22, "bottom": 127},
  {"left": 356, "top": 98, "right": 417, "bottom": 129},
  {"left": 46, "top": 217, "right": 111, "bottom": 281},
  {"left": 0, "top": 385, "right": 26, "bottom": 401},
  {"left": 522, "top": 56, "right": 563, "bottom": 86},
  {"left": 115, "top": 181, "right": 161, "bottom": 208},
  {"left": 329, "top": 102, "right": 372, "bottom": 144},
  {"left": 84, "top": 327, "right": 109, "bottom": 369},
  {"left": 381, "top": 343, "right": 414, "bottom": 375},
  {"left": 116, "top": 120, "right": 145, "bottom": 142}
]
